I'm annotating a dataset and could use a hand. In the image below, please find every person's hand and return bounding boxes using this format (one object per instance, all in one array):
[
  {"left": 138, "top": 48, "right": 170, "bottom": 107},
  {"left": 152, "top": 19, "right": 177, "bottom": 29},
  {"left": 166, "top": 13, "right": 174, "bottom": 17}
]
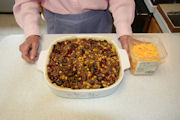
[
  {"left": 19, "top": 35, "right": 40, "bottom": 63},
  {"left": 119, "top": 35, "right": 144, "bottom": 56},
  {"left": 119, "top": 35, "right": 132, "bottom": 56}
]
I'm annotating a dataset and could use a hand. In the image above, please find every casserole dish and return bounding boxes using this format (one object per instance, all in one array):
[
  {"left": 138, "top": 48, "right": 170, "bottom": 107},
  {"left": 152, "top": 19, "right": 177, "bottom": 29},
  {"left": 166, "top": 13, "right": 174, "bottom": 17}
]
[{"left": 37, "top": 36, "right": 130, "bottom": 98}]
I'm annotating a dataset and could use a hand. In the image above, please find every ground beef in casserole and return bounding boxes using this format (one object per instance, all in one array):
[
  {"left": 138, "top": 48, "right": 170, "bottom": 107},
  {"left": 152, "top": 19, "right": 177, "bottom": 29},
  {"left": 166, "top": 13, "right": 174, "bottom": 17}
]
[{"left": 47, "top": 38, "right": 120, "bottom": 89}]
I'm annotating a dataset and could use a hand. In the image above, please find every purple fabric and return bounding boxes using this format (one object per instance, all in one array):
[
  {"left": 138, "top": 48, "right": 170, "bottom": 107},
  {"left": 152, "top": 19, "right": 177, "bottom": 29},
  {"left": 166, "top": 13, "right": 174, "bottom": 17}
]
[{"left": 43, "top": 8, "right": 113, "bottom": 34}]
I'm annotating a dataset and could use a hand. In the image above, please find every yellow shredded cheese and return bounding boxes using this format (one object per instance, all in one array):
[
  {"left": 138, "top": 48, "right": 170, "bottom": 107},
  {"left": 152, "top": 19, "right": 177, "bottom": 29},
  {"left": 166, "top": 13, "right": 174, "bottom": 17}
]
[{"left": 132, "top": 43, "right": 159, "bottom": 58}]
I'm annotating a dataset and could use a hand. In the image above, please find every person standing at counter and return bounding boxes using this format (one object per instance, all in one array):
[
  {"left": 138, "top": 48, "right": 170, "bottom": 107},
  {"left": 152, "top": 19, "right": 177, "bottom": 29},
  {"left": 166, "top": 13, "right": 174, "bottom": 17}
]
[{"left": 13, "top": 0, "right": 135, "bottom": 63}]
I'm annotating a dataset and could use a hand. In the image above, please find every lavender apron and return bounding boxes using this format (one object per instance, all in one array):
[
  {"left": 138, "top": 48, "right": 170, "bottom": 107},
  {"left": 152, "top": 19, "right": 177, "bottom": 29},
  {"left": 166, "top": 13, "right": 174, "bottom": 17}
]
[{"left": 43, "top": 8, "right": 112, "bottom": 34}]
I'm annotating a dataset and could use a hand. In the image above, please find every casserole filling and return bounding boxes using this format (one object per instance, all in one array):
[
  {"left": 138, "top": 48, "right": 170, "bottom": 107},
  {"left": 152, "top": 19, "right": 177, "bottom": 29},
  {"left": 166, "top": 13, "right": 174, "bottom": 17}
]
[{"left": 47, "top": 38, "right": 120, "bottom": 89}]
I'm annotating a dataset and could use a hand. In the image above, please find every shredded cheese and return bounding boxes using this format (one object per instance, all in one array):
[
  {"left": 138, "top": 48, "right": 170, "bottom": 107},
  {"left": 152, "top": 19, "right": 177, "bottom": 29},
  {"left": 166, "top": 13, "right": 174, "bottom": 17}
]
[{"left": 132, "top": 43, "right": 159, "bottom": 58}]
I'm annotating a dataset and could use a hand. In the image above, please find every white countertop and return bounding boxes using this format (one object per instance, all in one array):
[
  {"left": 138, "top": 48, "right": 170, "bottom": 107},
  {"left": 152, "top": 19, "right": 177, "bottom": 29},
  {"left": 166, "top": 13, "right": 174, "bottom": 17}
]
[{"left": 0, "top": 33, "right": 180, "bottom": 120}]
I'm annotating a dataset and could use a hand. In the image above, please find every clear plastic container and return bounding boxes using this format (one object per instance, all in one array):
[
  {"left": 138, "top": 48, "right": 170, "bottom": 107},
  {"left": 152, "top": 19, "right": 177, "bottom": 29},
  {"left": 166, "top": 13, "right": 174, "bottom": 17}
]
[{"left": 129, "top": 35, "right": 167, "bottom": 75}]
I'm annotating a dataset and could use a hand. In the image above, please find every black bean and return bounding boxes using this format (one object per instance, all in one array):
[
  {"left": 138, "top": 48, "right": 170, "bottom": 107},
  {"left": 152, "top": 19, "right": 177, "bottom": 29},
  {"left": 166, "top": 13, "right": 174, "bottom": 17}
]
[
  {"left": 84, "top": 44, "right": 90, "bottom": 49},
  {"left": 62, "top": 58, "right": 67, "bottom": 63},
  {"left": 80, "top": 49, "right": 85, "bottom": 54},
  {"left": 57, "top": 42, "right": 62, "bottom": 46},
  {"left": 97, "top": 45, "right": 103, "bottom": 50},
  {"left": 100, "top": 84, "right": 104, "bottom": 88},
  {"left": 97, "top": 76, "right": 103, "bottom": 81},
  {"left": 71, "top": 43, "right": 78, "bottom": 49},
  {"left": 89, "top": 80, "right": 95, "bottom": 85},
  {"left": 56, "top": 80, "right": 64, "bottom": 86}
]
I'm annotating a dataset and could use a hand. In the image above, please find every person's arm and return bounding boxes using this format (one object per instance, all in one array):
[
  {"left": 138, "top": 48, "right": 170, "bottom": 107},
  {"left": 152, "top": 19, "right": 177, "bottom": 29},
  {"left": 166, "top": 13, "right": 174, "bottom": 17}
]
[
  {"left": 109, "top": 0, "right": 135, "bottom": 54},
  {"left": 13, "top": 0, "right": 41, "bottom": 63}
]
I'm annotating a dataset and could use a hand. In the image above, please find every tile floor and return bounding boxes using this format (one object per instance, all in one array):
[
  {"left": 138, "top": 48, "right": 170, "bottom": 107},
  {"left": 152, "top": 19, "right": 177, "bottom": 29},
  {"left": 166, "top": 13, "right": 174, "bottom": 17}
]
[{"left": 0, "top": 14, "right": 46, "bottom": 41}]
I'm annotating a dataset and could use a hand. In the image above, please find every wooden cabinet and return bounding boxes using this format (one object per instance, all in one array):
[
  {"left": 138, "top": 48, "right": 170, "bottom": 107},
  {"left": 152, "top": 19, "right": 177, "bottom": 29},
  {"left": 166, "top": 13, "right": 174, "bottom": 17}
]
[{"left": 148, "top": 17, "right": 162, "bottom": 33}]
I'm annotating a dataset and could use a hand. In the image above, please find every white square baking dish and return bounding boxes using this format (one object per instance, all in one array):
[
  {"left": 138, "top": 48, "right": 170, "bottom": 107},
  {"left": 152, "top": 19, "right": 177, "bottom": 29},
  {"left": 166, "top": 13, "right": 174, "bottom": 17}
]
[{"left": 37, "top": 35, "right": 130, "bottom": 98}]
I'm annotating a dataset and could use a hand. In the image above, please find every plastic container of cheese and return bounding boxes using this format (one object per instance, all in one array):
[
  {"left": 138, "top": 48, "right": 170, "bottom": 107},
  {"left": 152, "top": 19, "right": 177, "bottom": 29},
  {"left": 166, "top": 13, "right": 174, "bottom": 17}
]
[{"left": 129, "top": 35, "right": 167, "bottom": 75}]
